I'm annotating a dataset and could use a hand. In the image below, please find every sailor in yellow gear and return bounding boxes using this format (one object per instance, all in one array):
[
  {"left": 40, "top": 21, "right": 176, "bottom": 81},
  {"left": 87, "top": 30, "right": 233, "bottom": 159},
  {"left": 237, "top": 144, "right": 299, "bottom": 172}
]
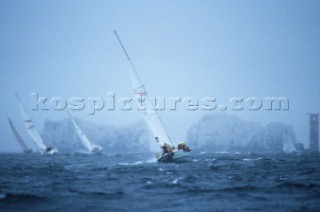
[{"left": 178, "top": 141, "right": 190, "bottom": 152}]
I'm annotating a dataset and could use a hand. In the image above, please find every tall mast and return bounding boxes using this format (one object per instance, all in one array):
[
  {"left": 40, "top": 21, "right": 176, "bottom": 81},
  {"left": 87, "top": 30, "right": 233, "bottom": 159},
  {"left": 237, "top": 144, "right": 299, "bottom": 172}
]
[
  {"left": 113, "top": 31, "right": 144, "bottom": 87},
  {"left": 113, "top": 31, "right": 174, "bottom": 147}
]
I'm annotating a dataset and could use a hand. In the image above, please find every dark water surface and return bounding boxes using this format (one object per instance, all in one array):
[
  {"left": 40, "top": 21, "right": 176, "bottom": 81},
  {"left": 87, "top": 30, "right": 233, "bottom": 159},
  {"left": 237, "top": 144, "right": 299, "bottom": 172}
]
[{"left": 0, "top": 152, "right": 319, "bottom": 211}]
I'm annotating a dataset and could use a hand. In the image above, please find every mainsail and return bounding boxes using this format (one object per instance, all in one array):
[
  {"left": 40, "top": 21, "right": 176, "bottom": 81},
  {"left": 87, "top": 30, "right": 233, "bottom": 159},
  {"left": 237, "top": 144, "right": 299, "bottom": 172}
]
[
  {"left": 7, "top": 116, "right": 32, "bottom": 153},
  {"left": 114, "top": 31, "right": 174, "bottom": 147},
  {"left": 15, "top": 93, "right": 48, "bottom": 153},
  {"left": 67, "top": 111, "right": 102, "bottom": 153}
]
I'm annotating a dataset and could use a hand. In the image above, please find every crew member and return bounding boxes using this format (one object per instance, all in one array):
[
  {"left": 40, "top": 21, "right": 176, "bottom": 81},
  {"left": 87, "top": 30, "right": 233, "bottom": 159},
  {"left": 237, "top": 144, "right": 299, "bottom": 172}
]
[
  {"left": 177, "top": 142, "right": 191, "bottom": 152},
  {"left": 162, "top": 143, "right": 170, "bottom": 155}
]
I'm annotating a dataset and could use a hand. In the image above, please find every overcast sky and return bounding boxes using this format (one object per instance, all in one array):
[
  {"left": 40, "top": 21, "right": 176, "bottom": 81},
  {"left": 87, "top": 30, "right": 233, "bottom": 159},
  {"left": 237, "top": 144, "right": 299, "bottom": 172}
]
[{"left": 1, "top": 0, "right": 320, "bottom": 152}]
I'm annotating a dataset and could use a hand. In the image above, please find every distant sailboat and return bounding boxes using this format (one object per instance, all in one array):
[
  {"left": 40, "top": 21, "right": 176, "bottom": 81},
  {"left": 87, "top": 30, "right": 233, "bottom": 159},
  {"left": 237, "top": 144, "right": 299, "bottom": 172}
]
[
  {"left": 15, "top": 93, "right": 57, "bottom": 155},
  {"left": 114, "top": 31, "right": 190, "bottom": 162},
  {"left": 67, "top": 111, "right": 102, "bottom": 154},
  {"left": 282, "top": 130, "right": 297, "bottom": 153},
  {"left": 7, "top": 116, "right": 32, "bottom": 153}
]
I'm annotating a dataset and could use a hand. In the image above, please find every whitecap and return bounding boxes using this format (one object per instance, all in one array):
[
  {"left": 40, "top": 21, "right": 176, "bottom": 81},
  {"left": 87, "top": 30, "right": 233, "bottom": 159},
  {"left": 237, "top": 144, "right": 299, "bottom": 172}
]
[
  {"left": 146, "top": 158, "right": 157, "bottom": 163},
  {"left": 172, "top": 177, "right": 183, "bottom": 184},
  {"left": 243, "top": 157, "right": 263, "bottom": 161},
  {"left": 215, "top": 151, "right": 230, "bottom": 154},
  {"left": 132, "top": 161, "right": 143, "bottom": 165},
  {"left": 118, "top": 162, "right": 129, "bottom": 166}
]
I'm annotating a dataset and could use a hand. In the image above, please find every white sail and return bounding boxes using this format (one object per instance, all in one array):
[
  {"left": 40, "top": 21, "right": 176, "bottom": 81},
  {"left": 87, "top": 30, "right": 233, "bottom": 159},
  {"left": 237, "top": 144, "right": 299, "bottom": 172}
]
[
  {"left": 16, "top": 94, "right": 48, "bottom": 153},
  {"left": 7, "top": 116, "right": 31, "bottom": 153},
  {"left": 114, "top": 31, "right": 174, "bottom": 148},
  {"left": 283, "top": 131, "right": 297, "bottom": 153},
  {"left": 131, "top": 69, "right": 174, "bottom": 147},
  {"left": 67, "top": 111, "right": 101, "bottom": 153}
]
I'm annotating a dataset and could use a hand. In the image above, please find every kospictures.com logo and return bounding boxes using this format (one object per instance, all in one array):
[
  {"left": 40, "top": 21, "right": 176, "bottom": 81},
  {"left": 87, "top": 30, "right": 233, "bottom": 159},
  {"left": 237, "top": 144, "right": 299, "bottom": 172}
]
[{"left": 30, "top": 92, "right": 289, "bottom": 115}]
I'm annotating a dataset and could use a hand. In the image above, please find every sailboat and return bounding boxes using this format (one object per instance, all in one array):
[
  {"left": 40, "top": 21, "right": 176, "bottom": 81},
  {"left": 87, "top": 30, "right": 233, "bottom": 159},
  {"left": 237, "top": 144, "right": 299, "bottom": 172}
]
[
  {"left": 114, "top": 31, "right": 190, "bottom": 162},
  {"left": 67, "top": 111, "right": 102, "bottom": 154},
  {"left": 7, "top": 116, "right": 32, "bottom": 153},
  {"left": 15, "top": 93, "right": 57, "bottom": 155},
  {"left": 282, "top": 130, "right": 297, "bottom": 153}
]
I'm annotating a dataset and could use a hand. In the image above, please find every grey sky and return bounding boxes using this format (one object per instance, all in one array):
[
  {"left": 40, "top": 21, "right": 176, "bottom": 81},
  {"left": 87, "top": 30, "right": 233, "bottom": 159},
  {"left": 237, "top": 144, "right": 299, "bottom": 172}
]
[{"left": 1, "top": 0, "right": 320, "bottom": 152}]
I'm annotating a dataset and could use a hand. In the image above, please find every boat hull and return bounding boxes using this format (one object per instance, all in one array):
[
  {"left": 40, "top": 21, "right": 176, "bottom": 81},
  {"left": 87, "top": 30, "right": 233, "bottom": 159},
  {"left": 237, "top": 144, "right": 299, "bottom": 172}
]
[
  {"left": 157, "top": 150, "right": 189, "bottom": 163},
  {"left": 44, "top": 148, "right": 58, "bottom": 155}
]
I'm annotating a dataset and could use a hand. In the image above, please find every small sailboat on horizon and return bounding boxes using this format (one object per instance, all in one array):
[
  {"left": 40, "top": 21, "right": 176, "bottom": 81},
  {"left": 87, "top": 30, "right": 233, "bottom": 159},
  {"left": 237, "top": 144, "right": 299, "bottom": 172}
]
[
  {"left": 15, "top": 93, "right": 57, "bottom": 155},
  {"left": 114, "top": 31, "right": 190, "bottom": 163},
  {"left": 7, "top": 116, "right": 32, "bottom": 153},
  {"left": 67, "top": 111, "right": 102, "bottom": 154},
  {"left": 282, "top": 130, "right": 298, "bottom": 153}
]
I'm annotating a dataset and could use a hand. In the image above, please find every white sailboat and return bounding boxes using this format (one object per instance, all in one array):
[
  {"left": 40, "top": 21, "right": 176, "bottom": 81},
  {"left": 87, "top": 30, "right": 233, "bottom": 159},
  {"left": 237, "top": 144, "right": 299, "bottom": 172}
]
[
  {"left": 114, "top": 31, "right": 190, "bottom": 162},
  {"left": 15, "top": 93, "right": 57, "bottom": 155},
  {"left": 67, "top": 111, "right": 102, "bottom": 154},
  {"left": 7, "top": 116, "right": 32, "bottom": 153},
  {"left": 282, "top": 130, "right": 297, "bottom": 153}
]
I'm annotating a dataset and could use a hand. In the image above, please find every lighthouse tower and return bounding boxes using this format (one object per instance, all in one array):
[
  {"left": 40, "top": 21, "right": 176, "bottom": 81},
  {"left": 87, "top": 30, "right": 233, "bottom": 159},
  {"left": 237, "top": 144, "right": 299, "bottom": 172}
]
[{"left": 309, "top": 114, "right": 319, "bottom": 153}]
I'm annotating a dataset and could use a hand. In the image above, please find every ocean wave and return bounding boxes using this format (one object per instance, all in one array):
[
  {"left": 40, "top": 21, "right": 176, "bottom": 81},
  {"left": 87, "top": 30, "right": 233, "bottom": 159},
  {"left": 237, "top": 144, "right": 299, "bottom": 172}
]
[
  {"left": 0, "top": 192, "right": 49, "bottom": 202},
  {"left": 68, "top": 188, "right": 126, "bottom": 197},
  {"left": 0, "top": 152, "right": 319, "bottom": 211},
  {"left": 275, "top": 182, "right": 320, "bottom": 189}
]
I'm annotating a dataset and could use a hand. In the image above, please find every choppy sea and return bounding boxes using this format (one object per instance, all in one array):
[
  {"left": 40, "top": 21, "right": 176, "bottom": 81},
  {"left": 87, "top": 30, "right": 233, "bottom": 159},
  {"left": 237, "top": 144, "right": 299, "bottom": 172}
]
[{"left": 0, "top": 152, "right": 319, "bottom": 211}]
